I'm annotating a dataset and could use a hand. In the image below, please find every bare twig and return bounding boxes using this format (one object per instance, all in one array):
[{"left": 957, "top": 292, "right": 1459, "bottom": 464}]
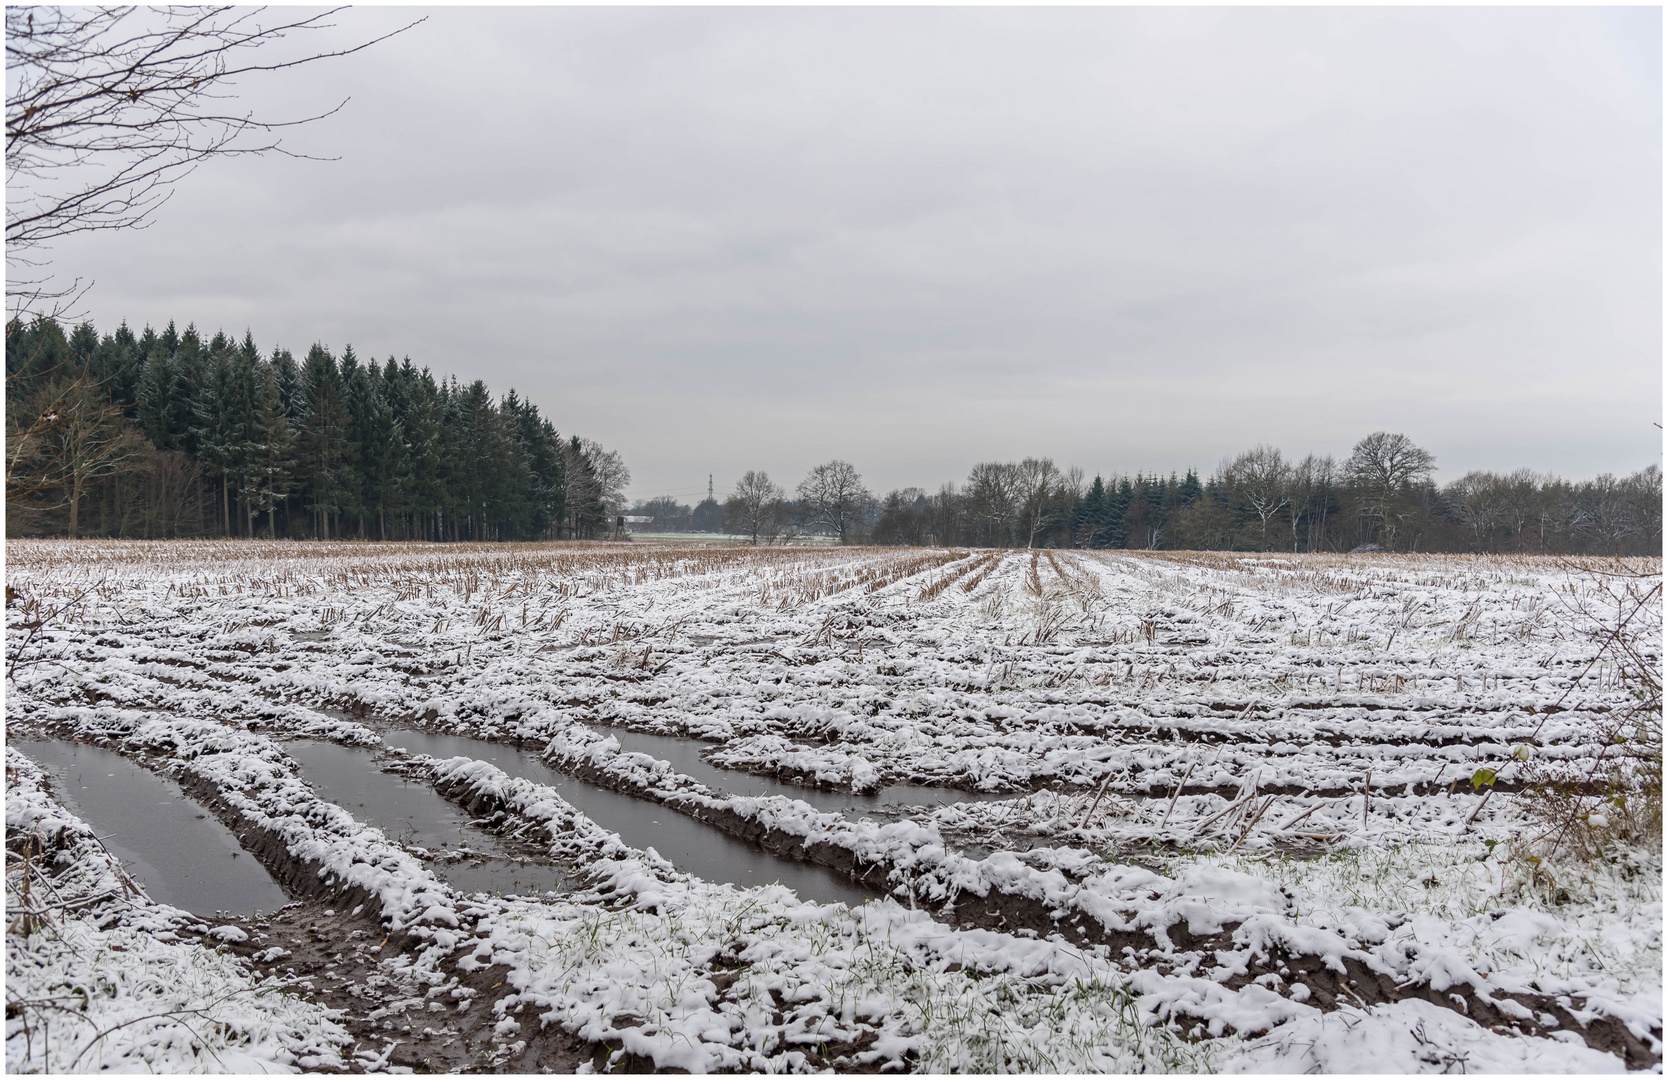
[{"left": 1158, "top": 760, "right": 1197, "bottom": 831}]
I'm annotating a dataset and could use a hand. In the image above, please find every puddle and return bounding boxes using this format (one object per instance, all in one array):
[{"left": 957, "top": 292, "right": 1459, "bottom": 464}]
[
  {"left": 593, "top": 725, "right": 1015, "bottom": 812},
  {"left": 14, "top": 739, "right": 289, "bottom": 916},
  {"left": 282, "top": 740, "right": 565, "bottom": 898},
  {"left": 596, "top": 726, "right": 872, "bottom": 814},
  {"left": 376, "top": 729, "right": 877, "bottom": 909}
]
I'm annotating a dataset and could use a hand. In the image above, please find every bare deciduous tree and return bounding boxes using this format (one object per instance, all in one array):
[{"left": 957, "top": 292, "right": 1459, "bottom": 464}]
[
  {"left": 9, "top": 376, "right": 150, "bottom": 537},
  {"left": 796, "top": 460, "right": 872, "bottom": 543},
  {"left": 1224, "top": 444, "right": 1291, "bottom": 550},
  {"left": 1495, "top": 468, "right": 1551, "bottom": 552},
  {"left": 141, "top": 450, "right": 207, "bottom": 538},
  {"left": 1444, "top": 470, "right": 1507, "bottom": 552},
  {"left": 726, "top": 470, "right": 783, "bottom": 544},
  {"left": 578, "top": 438, "right": 631, "bottom": 519},
  {"left": 5, "top": 370, "right": 105, "bottom": 504},
  {"left": 1624, "top": 464, "right": 1663, "bottom": 551},
  {"left": 1345, "top": 431, "right": 1436, "bottom": 497},
  {"left": 924, "top": 482, "right": 964, "bottom": 547},
  {"left": 1575, "top": 467, "right": 1663, "bottom": 556},
  {"left": 1015, "top": 456, "right": 1064, "bottom": 549},
  {"left": 964, "top": 461, "right": 1020, "bottom": 547},
  {"left": 1345, "top": 431, "right": 1435, "bottom": 550},
  {"left": 6, "top": 5, "right": 419, "bottom": 323},
  {"left": 1285, "top": 454, "right": 1335, "bottom": 552}
]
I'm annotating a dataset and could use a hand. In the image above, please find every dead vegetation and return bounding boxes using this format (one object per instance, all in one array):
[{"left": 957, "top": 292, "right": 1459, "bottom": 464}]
[{"left": 1516, "top": 562, "right": 1661, "bottom": 866}]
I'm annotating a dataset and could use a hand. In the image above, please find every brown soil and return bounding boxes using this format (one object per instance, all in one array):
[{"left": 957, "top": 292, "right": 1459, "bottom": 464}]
[{"left": 189, "top": 897, "right": 656, "bottom": 1073}]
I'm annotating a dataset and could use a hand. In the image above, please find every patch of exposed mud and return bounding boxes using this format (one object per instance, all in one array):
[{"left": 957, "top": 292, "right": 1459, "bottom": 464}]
[
  {"left": 124, "top": 744, "right": 639, "bottom": 1073},
  {"left": 194, "top": 899, "right": 622, "bottom": 1073}
]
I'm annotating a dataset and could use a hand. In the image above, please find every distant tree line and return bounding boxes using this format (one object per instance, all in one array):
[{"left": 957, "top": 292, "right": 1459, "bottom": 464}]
[
  {"left": 636, "top": 435, "right": 1659, "bottom": 555},
  {"left": 13, "top": 315, "right": 1654, "bottom": 555},
  {"left": 6, "top": 317, "right": 629, "bottom": 540}
]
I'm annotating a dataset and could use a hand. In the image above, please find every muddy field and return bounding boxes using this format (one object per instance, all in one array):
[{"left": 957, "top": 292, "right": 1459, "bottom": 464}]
[{"left": 5, "top": 540, "right": 1661, "bottom": 1072}]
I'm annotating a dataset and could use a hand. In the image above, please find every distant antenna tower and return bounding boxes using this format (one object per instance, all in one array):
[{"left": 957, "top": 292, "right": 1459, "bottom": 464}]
[{"left": 708, "top": 474, "right": 714, "bottom": 502}]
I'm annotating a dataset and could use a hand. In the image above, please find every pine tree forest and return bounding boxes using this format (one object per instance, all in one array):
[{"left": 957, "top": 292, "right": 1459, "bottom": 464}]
[{"left": 7, "top": 318, "right": 625, "bottom": 541}]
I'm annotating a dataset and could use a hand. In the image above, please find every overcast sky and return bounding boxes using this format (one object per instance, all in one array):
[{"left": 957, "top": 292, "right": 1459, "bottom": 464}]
[{"left": 47, "top": 6, "right": 1662, "bottom": 503}]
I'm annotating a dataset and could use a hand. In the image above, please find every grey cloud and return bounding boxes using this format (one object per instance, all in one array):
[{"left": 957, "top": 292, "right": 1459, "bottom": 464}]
[{"left": 49, "top": 6, "right": 1660, "bottom": 500}]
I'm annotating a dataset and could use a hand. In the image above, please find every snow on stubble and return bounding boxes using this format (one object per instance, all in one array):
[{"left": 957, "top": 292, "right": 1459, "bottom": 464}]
[
  {"left": 4, "top": 747, "right": 352, "bottom": 1073},
  {"left": 5, "top": 540, "right": 1659, "bottom": 1071}
]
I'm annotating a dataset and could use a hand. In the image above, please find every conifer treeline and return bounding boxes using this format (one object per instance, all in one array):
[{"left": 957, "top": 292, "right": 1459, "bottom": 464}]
[{"left": 6, "top": 317, "right": 628, "bottom": 540}]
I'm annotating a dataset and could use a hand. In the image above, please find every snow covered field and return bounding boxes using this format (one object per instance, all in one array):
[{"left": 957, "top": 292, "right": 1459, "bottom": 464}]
[{"left": 6, "top": 540, "right": 1660, "bottom": 1072}]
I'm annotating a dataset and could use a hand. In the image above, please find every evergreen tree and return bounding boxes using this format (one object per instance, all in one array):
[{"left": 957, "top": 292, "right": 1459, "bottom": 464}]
[
  {"left": 67, "top": 321, "right": 99, "bottom": 376},
  {"left": 135, "top": 325, "right": 192, "bottom": 450},
  {"left": 297, "top": 343, "right": 353, "bottom": 539},
  {"left": 1075, "top": 475, "right": 1105, "bottom": 548},
  {"left": 191, "top": 337, "right": 248, "bottom": 534},
  {"left": 271, "top": 347, "right": 305, "bottom": 422},
  {"left": 336, "top": 345, "right": 371, "bottom": 535},
  {"left": 1101, "top": 477, "right": 1133, "bottom": 549},
  {"left": 222, "top": 332, "right": 265, "bottom": 535},
  {"left": 509, "top": 393, "right": 565, "bottom": 539},
  {"left": 172, "top": 324, "right": 207, "bottom": 456},
  {"left": 373, "top": 356, "right": 415, "bottom": 538},
  {"left": 564, "top": 435, "right": 606, "bottom": 538},
  {"left": 93, "top": 321, "right": 144, "bottom": 415},
  {"left": 402, "top": 363, "right": 448, "bottom": 540},
  {"left": 503, "top": 389, "right": 564, "bottom": 539},
  {"left": 5, "top": 315, "right": 70, "bottom": 386},
  {"left": 1178, "top": 468, "right": 1203, "bottom": 506},
  {"left": 247, "top": 364, "right": 295, "bottom": 538}
]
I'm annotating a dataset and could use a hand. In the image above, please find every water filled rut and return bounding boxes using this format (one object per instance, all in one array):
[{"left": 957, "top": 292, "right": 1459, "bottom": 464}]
[
  {"left": 16, "top": 739, "right": 289, "bottom": 916},
  {"left": 282, "top": 740, "right": 566, "bottom": 898},
  {"left": 375, "top": 728, "right": 878, "bottom": 908}
]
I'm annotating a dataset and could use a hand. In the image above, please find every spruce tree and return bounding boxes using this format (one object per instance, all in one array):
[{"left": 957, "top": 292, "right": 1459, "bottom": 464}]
[
  {"left": 94, "top": 321, "right": 143, "bottom": 415},
  {"left": 375, "top": 356, "right": 416, "bottom": 538},
  {"left": 336, "top": 345, "right": 371, "bottom": 536},
  {"left": 248, "top": 365, "right": 295, "bottom": 538},
  {"left": 1179, "top": 468, "right": 1203, "bottom": 506},
  {"left": 136, "top": 328, "right": 191, "bottom": 451},
  {"left": 297, "top": 343, "right": 352, "bottom": 539},
  {"left": 1102, "top": 477, "right": 1133, "bottom": 549},
  {"left": 1076, "top": 475, "right": 1105, "bottom": 548},
  {"left": 225, "top": 332, "right": 264, "bottom": 534},
  {"left": 192, "top": 339, "right": 246, "bottom": 534},
  {"left": 402, "top": 364, "right": 447, "bottom": 540}
]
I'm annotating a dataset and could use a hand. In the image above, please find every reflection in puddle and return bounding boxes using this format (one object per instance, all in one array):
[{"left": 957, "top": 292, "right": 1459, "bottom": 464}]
[
  {"left": 377, "top": 729, "right": 877, "bottom": 908},
  {"left": 15, "top": 739, "right": 289, "bottom": 916},
  {"left": 593, "top": 726, "right": 1016, "bottom": 812},
  {"left": 283, "top": 740, "right": 564, "bottom": 898}
]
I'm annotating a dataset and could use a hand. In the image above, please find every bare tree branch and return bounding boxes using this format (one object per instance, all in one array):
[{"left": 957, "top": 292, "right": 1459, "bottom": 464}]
[
  {"left": 796, "top": 460, "right": 872, "bottom": 543},
  {"left": 6, "top": 5, "right": 423, "bottom": 322}
]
